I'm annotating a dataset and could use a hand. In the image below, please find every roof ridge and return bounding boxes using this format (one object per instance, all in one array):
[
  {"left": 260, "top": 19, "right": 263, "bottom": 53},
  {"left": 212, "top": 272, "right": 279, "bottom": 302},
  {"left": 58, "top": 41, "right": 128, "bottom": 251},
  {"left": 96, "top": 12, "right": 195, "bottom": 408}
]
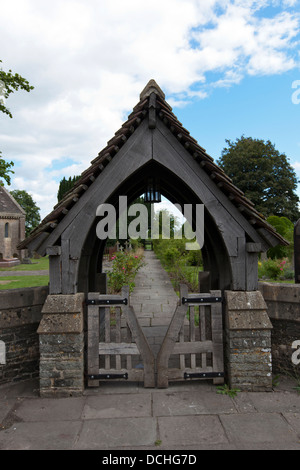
[{"left": 140, "top": 79, "right": 165, "bottom": 101}]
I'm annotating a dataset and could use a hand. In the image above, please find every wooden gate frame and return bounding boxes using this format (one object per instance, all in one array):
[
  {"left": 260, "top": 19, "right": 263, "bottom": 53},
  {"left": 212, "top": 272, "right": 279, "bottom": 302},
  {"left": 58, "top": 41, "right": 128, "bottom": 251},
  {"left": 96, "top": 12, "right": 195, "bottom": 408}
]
[
  {"left": 87, "top": 286, "right": 155, "bottom": 388},
  {"left": 157, "top": 284, "right": 224, "bottom": 388}
]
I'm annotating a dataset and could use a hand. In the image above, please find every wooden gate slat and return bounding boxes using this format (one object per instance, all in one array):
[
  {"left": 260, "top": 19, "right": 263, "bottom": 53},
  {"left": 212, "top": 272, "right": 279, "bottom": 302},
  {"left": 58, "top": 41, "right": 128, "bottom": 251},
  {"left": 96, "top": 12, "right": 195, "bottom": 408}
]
[
  {"left": 87, "top": 293, "right": 100, "bottom": 387},
  {"left": 157, "top": 284, "right": 189, "bottom": 388},
  {"left": 99, "top": 342, "right": 140, "bottom": 355},
  {"left": 121, "top": 286, "right": 155, "bottom": 388},
  {"left": 210, "top": 290, "right": 224, "bottom": 384}
]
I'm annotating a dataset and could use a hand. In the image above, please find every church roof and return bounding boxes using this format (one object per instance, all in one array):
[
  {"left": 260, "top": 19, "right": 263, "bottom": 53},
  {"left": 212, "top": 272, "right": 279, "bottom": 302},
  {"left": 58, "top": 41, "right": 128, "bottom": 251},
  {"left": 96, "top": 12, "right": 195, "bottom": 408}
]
[
  {"left": 18, "top": 79, "right": 288, "bottom": 251},
  {"left": 0, "top": 186, "right": 26, "bottom": 217}
]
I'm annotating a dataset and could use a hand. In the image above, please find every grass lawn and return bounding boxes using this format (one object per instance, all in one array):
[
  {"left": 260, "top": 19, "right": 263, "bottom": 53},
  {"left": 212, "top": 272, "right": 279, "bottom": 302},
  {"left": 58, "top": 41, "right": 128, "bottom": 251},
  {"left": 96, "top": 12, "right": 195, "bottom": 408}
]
[
  {"left": 0, "top": 275, "right": 49, "bottom": 290},
  {"left": 0, "top": 256, "right": 49, "bottom": 271}
]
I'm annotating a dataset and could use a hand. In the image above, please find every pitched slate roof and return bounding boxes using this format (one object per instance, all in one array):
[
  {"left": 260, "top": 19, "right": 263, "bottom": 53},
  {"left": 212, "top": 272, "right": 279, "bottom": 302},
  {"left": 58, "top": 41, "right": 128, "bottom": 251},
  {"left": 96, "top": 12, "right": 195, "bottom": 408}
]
[
  {"left": 18, "top": 79, "right": 288, "bottom": 250},
  {"left": 0, "top": 186, "right": 26, "bottom": 217}
]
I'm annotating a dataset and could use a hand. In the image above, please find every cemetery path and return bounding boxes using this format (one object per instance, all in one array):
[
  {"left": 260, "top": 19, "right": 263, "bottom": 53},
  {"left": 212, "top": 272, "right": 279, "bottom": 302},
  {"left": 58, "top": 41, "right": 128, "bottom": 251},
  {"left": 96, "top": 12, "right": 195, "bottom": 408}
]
[
  {"left": 0, "top": 270, "right": 48, "bottom": 276},
  {"left": 130, "top": 250, "right": 179, "bottom": 357}
]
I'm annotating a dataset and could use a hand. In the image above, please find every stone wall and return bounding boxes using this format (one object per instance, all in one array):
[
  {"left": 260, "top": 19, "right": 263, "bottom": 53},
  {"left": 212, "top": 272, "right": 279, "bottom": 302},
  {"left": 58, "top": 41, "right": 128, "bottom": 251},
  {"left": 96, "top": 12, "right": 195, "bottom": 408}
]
[
  {"left": 0, "top": 286, "right": 49, "bottom": 385},
  {"left": 259, "top": 282, "right": 300, "bottom": 374},
  {"left": 225, "top": 290, "right": 273, "bottom": 392},
  {"left": 38, "top": 293, "right": 85, "bottom": 397}
]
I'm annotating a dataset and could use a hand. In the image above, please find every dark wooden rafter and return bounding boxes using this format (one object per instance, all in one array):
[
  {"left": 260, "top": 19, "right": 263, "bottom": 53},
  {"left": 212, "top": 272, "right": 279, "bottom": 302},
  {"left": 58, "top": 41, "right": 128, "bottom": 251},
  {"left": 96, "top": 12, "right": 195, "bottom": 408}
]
[{"left": 18, "top": 79, "right": 288, "bottom": 251}]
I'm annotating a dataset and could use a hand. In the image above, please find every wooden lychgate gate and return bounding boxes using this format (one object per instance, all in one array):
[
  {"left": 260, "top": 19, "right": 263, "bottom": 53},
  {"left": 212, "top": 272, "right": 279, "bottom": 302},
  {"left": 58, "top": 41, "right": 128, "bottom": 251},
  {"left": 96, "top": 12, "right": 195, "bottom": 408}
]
[
  {"left": 157, "top": 284, "right": 224, "bottom": 388},
  {"left": 87, "top": 285, "right": 224, "bottom": 388},
  {"left": 87, "top": 286, "right": 155, "bottom": 388}
]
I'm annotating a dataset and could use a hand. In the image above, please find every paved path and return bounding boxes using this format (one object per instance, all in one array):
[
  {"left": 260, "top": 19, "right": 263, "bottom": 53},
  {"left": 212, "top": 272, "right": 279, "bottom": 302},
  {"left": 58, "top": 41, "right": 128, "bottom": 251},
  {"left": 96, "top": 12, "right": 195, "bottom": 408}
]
[
  {"left": 131, "top": 250, "right": 178, "bottom": 357},
  {"left": 0, "top": 377, "right": 300, "bottom": 450},
  {"left": 0, "top": 270, "right": 49, "bottom": 277}
]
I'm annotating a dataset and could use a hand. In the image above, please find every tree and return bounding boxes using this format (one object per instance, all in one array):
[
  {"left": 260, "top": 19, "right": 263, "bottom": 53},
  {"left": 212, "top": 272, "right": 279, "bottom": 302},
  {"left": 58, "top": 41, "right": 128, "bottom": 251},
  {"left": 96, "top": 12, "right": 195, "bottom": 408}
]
[
  {"left": 57, "top": 175, "right": 80, "bottom": 202},
  {"left": 0, "top": 60, "right": 34, "bottom": 185},
  {"left": 266, "top": 215, "right": 294, "bottom": 259},
  {"left": 217, "top": 136, "right": 300, "bottom": 222},
  {"left": 0, "top": 154, "right": 14, "bottom": 185},
  {"left": 10, "top": 189, "right": 41, "bottom": 237}
]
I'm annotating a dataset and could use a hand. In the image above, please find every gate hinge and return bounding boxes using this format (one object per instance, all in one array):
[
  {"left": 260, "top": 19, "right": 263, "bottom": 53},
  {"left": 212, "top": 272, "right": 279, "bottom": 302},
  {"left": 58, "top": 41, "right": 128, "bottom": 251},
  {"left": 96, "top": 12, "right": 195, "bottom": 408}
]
[
  {"left": 87, "top": 298, "right": 128, "bottom": 306},
  {"left": 184, "top": 372, "right": 224, "bottom": 379},
  {"left": 182, "top": 296, "right": 222, "bottom": 305},
  {"left": 88, "top": 373, "right": 128, "bottom": 380}
]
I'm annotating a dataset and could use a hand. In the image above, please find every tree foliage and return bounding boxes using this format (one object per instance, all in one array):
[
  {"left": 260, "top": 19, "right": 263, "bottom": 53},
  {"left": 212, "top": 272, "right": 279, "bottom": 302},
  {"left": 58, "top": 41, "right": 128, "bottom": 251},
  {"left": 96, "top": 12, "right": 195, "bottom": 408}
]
[
  {"left": 217, "top": 136, "right": 300, "bottom": 222},
  {"left": 10, "top": 189, "right": 41, "bottom": 237},
  {"left": 0, "top": 152, "right": 14, "bottom": 186},
  {"left": 266, "top": 215, "right": 294, "bottom": 259},
  {"left": 0, "top": 60, "right": 34, "bottom": 185},
  {"left": 0, "top": 60, "right": 34, "bottom": 118},
  {"left": 57, "top": 175, "right": 80, "bottom": 202}
]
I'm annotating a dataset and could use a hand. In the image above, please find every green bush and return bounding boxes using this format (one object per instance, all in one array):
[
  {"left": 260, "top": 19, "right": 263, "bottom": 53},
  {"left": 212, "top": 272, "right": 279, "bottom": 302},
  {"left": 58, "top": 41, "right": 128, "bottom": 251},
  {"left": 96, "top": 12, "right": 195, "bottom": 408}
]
[
  {"left": 108, "top": 250, "right": 145, "bottom": 293},
  {"left": 258, "top": 257, "right": 294, "bottom": 281}
]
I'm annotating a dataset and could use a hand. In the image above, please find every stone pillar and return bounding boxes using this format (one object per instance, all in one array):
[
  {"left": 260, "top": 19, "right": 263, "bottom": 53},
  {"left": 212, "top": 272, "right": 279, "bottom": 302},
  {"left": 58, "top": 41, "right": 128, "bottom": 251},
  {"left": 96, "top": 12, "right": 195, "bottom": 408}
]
[
  {"left": 38, "top": 293, "right": 85, "bottom": 397},
  {"left": 225, "top": 291, "right": 273, "bottom": 392}
]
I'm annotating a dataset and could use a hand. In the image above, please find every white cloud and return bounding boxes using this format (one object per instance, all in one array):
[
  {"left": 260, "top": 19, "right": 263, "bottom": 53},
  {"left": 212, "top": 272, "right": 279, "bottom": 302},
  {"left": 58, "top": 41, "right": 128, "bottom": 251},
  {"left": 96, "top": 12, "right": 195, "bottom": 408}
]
[{"left": 0, "top": 0, "right": 299, "bottom": 218}]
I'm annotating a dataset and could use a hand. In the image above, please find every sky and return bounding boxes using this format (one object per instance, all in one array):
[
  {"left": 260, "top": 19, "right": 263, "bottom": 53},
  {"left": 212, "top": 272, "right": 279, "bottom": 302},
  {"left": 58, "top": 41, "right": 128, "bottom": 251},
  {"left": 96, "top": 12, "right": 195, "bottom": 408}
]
[{"left": 0, "top": 0, "right": 300, "bottom": 220}]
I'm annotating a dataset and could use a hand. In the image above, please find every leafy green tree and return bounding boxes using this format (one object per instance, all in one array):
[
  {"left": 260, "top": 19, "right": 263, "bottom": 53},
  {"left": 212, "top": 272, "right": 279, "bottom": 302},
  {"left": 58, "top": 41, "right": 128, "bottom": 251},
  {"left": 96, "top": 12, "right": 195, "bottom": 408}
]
[
  {"left": 217, "top": 136, "right": 300, "bottom": 222},
  {"left": 57, "top": 175, "right": 80, "bottom": 202},
  {"left": 0, "top": 60, "right": 34, "bottom": 185},
  {"left": 0, "top": 154, "right": 14, "bottom": 185},
  {"left": 266, "top": 215, "right": 294, "bottom": 259},
  {"left": 10, "top": 189, "right": 41, "bottom": 237}
]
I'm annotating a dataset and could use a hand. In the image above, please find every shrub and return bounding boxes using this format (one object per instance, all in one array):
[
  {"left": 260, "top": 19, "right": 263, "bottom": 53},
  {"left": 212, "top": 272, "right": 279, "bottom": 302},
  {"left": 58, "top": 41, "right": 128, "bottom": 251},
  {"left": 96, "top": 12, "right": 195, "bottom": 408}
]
[
  {"left": 258, "top": 257, "right": 294, "bottom": 281},
  {"left": 108, "top": 250, "right": 145, "bottom": 293}
]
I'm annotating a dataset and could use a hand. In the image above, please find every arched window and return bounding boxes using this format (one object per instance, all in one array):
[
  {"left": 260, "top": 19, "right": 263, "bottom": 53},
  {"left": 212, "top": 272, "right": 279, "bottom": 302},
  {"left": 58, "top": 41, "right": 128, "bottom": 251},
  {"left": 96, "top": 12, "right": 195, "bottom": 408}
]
[{"left": 4, "top": 223, "right": 9, "bottom": 238}]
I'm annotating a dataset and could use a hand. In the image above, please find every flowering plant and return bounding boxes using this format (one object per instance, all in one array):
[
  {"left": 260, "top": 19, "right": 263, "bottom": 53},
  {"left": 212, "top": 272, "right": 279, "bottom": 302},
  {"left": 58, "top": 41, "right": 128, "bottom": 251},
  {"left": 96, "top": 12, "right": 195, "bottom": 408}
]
[{"left": 108, "top": 250, "right": 145, "bottom": 293}]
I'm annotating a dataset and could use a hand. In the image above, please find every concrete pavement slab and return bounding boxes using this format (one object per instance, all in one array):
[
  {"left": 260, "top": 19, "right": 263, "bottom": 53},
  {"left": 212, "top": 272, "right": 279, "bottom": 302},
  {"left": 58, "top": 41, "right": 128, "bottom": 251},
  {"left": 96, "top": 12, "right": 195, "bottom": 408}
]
[
  {"left": 74, "top": 417, "right": 157, "bottom": 449},
  {"left": 82, "top": 393, "right": 152, "bottom": 419},
  {"left": 14, "top": 397, "right": 86, "bottom": 422},
  {"left": 243, "top": 391, "right": 300, "bottom": 413},
  {"left": 0, "top": 420, "right": 82, "bottom": 450},
  {"left": 158, "top": 415, "right": 229, "bottom": 447},
  {"left": 219, "top": 412, "right": 300, "bottom": 447},
  {"left": 153, "top": 390, "right": 237, "bottom": 416}
]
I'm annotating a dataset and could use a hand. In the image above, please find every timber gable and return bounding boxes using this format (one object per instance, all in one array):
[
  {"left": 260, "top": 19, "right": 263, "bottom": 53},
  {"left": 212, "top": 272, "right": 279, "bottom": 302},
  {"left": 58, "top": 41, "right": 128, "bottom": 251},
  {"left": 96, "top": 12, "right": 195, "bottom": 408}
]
[{"left": 18, "top": 79, "right": 287, "bottom": 253}]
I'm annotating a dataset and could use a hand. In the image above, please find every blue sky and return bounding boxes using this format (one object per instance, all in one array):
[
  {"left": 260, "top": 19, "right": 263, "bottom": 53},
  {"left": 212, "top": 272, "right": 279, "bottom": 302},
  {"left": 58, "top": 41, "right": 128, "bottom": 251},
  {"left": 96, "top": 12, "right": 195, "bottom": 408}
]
[{"left": 0, "top": 0, "right": 299, "bottom": 219}]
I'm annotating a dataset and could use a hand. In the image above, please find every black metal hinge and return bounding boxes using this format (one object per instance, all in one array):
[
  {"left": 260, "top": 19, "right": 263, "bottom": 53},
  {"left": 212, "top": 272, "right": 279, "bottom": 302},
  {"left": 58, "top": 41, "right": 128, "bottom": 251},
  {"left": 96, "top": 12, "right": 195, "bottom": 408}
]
[
  {"left": 87, "top": 298, "right": 128, "bottom": 306},
  {"left": 88, "top": 373, "right": 128, "bottom": 380},
  {"left": 184, "top": 372, "right": 224, "bottom": 380},
  {"left": 182, "top": 296, "right": 222, "bottom": 305}
]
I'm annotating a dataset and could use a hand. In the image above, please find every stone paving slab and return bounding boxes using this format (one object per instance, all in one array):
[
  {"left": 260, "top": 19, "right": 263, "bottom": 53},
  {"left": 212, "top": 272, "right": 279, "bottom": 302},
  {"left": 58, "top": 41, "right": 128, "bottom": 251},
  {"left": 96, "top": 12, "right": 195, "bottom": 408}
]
[
  {"left": 14, "top": 397, "right": 86, "bottom": 422},
  {"left": 82, "top": 393, "right": 151, "bottom": 419},
  {"left": 153, "top": 390, "right": 237, "bottom": 416},
  {"left": 157, "top": 415, "right": 229, "bottom": 447},
  {"left": 0, "top": 420, "right": 82, "bottom": 450},
  {"left": 219, "top": 412, "right": 300, "bottom": 447},
  {"left": 74, "top": 417, "right": 157, "bottom": 449},
  {"left": 1, "top": 379, "right": 300, "bottom": 450}
]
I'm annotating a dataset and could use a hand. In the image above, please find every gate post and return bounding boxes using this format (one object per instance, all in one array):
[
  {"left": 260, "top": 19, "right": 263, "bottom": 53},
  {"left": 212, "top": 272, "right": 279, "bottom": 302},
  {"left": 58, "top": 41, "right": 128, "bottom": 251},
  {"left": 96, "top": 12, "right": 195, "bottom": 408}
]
[
  {"left": 225, "top": 290, "right": 273, "bottom": 392},
  {"left": 38, "top": 293, "right": 85, "bottom": 397}
]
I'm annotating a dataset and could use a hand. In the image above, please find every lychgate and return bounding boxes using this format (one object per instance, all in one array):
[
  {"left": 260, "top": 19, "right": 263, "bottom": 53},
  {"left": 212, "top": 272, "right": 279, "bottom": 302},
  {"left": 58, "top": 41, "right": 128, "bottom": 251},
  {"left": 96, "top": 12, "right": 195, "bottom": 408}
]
[{"left": 19, "top": 80, "right": 287, "bottom": 396}]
